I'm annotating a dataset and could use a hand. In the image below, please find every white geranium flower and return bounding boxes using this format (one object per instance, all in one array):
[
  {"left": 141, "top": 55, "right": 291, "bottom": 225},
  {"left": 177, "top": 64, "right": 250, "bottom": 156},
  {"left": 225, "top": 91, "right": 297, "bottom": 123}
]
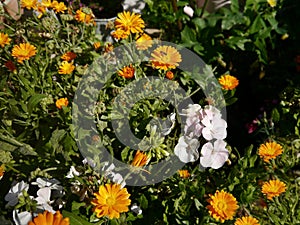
[
  {"left": 101, "top": 162, "right": 126, "bottom": 187},
  {"left": 5, "top": 181, "right": 29, "bottom": 207},
  {"left": 35, "top": 187, "right": 55, "bottom": 213},
  {"left": 131, "top": 203, "right": 142, "bottom": 215},
  {"left": 13, "top": 210, "right": 32, "bottom": 225},
  {"left": 32, "top": 177, "right": 62, "bottom": 191},
  {"left": 66, "top": 165, "right": 80, "bottom": 178},
  {"left": 183, "top": 5, "right": 194, "bottom": 17},
  {"left": 184, "top": 116, "right": 203, "bottom": 138},
  {"left": 174, "top": 136, "right": 200, "bottom": 163},
  {"left": 202, "top": 105, "right": 222, "bottom": 120},
  {"left": 200, "top": 139, "right": 229, "bottom": 169},
  {"left": 201, "top": 116, "right": 227, "bottom": 141}
]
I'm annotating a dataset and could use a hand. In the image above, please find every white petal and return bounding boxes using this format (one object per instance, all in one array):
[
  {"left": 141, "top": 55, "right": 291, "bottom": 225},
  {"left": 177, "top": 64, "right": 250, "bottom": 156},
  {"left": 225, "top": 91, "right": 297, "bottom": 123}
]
[
  {"left": 13, "top": 210, "right": 32, "bottom": 225},
  {"left": 37, "top": 187, "right": 51, "bottom": 202},
  {"left": 183, "top": 5, "right": 194, "bottom": 17}
]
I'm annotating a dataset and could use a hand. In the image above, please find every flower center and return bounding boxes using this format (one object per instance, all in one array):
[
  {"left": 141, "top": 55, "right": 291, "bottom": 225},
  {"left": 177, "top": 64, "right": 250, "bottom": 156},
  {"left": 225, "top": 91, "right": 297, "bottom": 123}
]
[
  {"left": 106, "top": 196, "right": 116, "bottom": 206},
  {"left": 216, "top": 200, "right": 227, "bottom": 210}
]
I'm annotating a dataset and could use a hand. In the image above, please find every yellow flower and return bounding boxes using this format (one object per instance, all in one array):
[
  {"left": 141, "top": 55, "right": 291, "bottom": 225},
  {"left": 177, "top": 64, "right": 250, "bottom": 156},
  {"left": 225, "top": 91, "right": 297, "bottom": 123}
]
[
  {"left": 41, "top": 0, "right": 52, "bottom": 8},
  {"left": 61, "top": 52, "right": 77, "bottom": 61},
  {"left": 115, "top": 11, "right": 145, "bottom": 34},
  {"left": 218, "top": 74, "right": 239, "bottom": 90},
  {"left": 58, "top": 61, "right": 75, "bottom": 74},
  {"left": 91, "top": 183, "right": 131, "bottom": 219},
  {"left": 131, "top": 150, "right": 149, "bottom": 167},
  {"left": 261, "top": 179, "right": 286, "bottom": 200},
  {"left": 52, "top": 1, "right": 67, "bottom": 13},
  {"left": 112, "top": 29, "right": 130, "bottom": 40},
  {"left": 150, "top": 46, "right": 182, "bottom": 71},
  {"left": 35, "top": 3, "right": 47, "bottom": 18},
  {"left": 207, "top": 190, "right": 239, "bottom": 223},
  {"left": 136, "top": 33, "right": 152, "bottom": 50},
  {"left": 166, "top": 71, "right": 174, "bottom": 80},
  {"left": 21, "top": 0, "right": 38, "bottom": 10},
  {"left": 0, "top": 33, "right": 11, "bottom": 47},
  {"left": 118, "top": 64, "right": 135, "bottom": 79},
  {"left": 28, "top": 210, "right": 69, "bottom": 225},
  {"left": 258, "top": 141, "right": 283, "bottom": 163},
  {"left": 0, "top": 164, "right": 5, "bottom": 180},
  {"left": 75, "top": 8, "right": 95, "bottom": 24},
  {"left": 4, "top": 61, "right": 17, "bottom": 72},
  {"left": 267, "top": 0, "right": 276, "bottom": 7},
  {"left": 104, "top": 43, "right": 114, "bottom": 53},
  {"left": 93, "top": 42, "right": 101, "bottom": 50},
  {"left": 55, "top": 97, "right": 68, "bottom": 109},
  {"left": 235, "top": 216, "right": 260, "bottom": 225},
  {"left": 12, "top": 43, "right": 37, "bottom": 63},
  {"left": 178, "top": 170, "right": 190, "bottom": 178}
]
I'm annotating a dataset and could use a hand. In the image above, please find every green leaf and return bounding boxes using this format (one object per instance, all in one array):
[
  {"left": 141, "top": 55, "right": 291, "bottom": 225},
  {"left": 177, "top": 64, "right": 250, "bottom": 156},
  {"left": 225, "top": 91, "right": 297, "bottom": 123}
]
[
  {"left": 181, "top": 26, "right": 197, "bottom": 48},
  {"left": 138, "top": 194, "right": 148, "bottom": 209},
  {"left": 27, "top": 94, "right": 47, "bottom": 114},
  {"left": 271, "top": 108, "right": 280, "bottom": 122},
  {"left": 62, "top": 211, "right": 95, "bottom": 225}
]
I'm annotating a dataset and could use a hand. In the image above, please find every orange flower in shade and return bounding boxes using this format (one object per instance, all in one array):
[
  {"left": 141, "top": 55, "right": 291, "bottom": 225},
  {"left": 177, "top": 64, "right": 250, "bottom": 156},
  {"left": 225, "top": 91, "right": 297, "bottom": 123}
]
[
  {"left": 207, "top": 190, "right": 239, "bottom": 223},
  {"left": 178, "top": 170, "right": 190, "bottom": 178},
  {"left": 115, "top": 11, "right": 145, "bottom": 34},
  {"left": 56, "top": 98, "right": 69, "bottom": 109},
  {"left": 166, "top": 71, "right": 174, "bottom": 80},
  {"left": 136, "top": 33, "right": 152, "bottom": 50},
  {"left": 0, "top": 33, "right": 11, "bottom": 47},
  {"left": 91, "top": 183, "right": 131, "bottom": 219},
  {"left": 51, "top": 1, "right": 67, "bottom": 13},
  {"left": 21, "top": 0, "right": 37, "bottom": 9},
  {"left": 150, "top": 46, "right": 182, "bottom": 71},
  {"left": 0, "top": 164, "right": 5, "bottom": 180},
  {"left": 218, "top": 74, "right": 239, "bottom": 90},
  {"left": 93, "top": 42, "right": 101, "bottom": 50},
  {"left": 58, "top": 61, "right": 75, "bottom": 74},
  {"left": 258, "top": 141, "right": 283, "bottom": 163},
  {"left": 118, "top": 64, "right": 135, "bottom": 79},
  {"left": 131, "top": 150, "right": 149, "bottom": 167},
  {"left": 235, "top": 216, "right": 260, "bottom": 225},
  {"left": 35, "top": 3, "right": 47, "bottom": 18},
  {"left": 112, "top": 29, "right": 130, "bottom": 40},
  {"left": 28, "top": 210, "right": 69, "bottom": 225},
  {"left": 104, "top": 43, "right": 114, "bottom": 53},
  {"left": 61, "top": 52, "right": 77, "bottom": 61},
  {"left": 75, "top": 8, "right": 95, "bottom": 24},
  {"left": 12, "top": 43, "right": 37, "bottom": 63},
  {"left": 261, "top": 179, "right": 286, "bottom": 200},
  {"left": 4, "top": 61, "right": 17, "bottom": 72}
]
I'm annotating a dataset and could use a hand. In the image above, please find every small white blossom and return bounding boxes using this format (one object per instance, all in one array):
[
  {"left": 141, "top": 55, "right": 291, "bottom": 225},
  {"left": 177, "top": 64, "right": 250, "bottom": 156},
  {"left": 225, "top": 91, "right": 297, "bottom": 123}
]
[
  {"left": 13, "top": 210, "right": 32, "bottom": 225},
  {"left": 183, "top": 5, "right": 194, "bottom": 17},
  {"left": 35, "top": 187, "right": 55, "bottom": 213},
  {"left": 66, "top": 166, "right": 80, "bottom": 178},
  {"left": 131, "top": 203, "right": 142, "bottom": 215},
  {"left": 174, "top": 136, "right": 200, "bottom": 163}
]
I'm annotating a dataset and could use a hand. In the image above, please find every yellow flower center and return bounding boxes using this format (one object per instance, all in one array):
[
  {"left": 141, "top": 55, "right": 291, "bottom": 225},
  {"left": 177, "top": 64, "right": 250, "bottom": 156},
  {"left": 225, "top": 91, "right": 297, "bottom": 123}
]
[
  {"left": 217, "top": 200, "right": 227, "bottom": 210},
  {"left": 106, "top": 196, "right": 116, "bottom": 206}
]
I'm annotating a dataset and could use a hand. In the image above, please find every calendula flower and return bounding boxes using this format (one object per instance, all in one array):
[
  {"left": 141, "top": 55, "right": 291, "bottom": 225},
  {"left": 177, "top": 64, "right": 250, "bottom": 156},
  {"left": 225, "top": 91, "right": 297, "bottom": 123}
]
[
  {"left": 267, "top": 0, "right": 276, "bottom": 7},
  {"left": 104, "top": 43, "right": 114, "bottom": 53},
  {"left": 61, "top": 52, "right": 77, "bottom": 61},
  {"left": 115, "top": 11, "right": 145, "bottom": 34},
  {"left": 131, "top": 151, "right": 148, "bottom": 167},
  {"left": 56, "top": 98, "right": 68, "bottom": 109},
  {"left": 4, "top": 61, "right": 17, "bottom": 72},
  {"left": 12, "top": 43, "right": 37, "bottom": 63},
  {"left": 58, "top": 61, "right": 75, "bottom": 74},
  {"left": 258, "top": 141, "right": 283, "bottom": 162},
  {"left": 0, "top": 164, "right": 5, "bottom": 180},
  {"left": 75, "top": 8, "right": 94, "bottom": 24},
  {"left": 118, "top": 64, "right": 135, "bottom": 79},
  {"left": 21, "top": 0, "right": 38, "bottom": 9},
  {"left": 91, "top": 183, "right": 131, "bottom": 219},
  {"left": 207, "top": 190, "right": 239, "bottom": 223},
  {"left": 136, "top": 33, "right": 152, "bottom": 50},
  {"left": 178, "top": 170, "right": 190, "bottom": 178},
  {"left": 151, "top": 46, "right": 182, "bottom": 70},
  {"left": 0, "top": 33, "right": 11, "bottom": 47},
  {"left": 165, "top": 71, "right": 174, "bottom": 80},
  {"left": 51, "top": 1, "right": 67, "bottom": 13},
  {"left": 93, "top": 42, "right": 101, "bottom": 50},
  {"left": 28, "top": 210, "right": 69, "bottom": 225},
  {"left": 35, "top": 3, "right": 47, "bottom": 18},
  {"left": 112, "top": 29, "right": 130, "bottom": 40},
  {"left": 218, "top": 74, "right": 239, "bottom": 90},
  {"left": 41, "top": 0, "right": 52, "bottom": 8},
  {"left": 261, "top": 179, "right": 286, "bottom": 200},
  {"left": 235, "top": 216, "right": 260, "bottom": 225}
]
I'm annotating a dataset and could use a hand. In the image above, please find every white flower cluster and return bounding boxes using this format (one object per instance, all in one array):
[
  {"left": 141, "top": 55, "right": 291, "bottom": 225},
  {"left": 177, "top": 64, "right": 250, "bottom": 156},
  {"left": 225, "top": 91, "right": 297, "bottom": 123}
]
[{"left": 174, "top": 104, "right": 229, "bottom": 169}]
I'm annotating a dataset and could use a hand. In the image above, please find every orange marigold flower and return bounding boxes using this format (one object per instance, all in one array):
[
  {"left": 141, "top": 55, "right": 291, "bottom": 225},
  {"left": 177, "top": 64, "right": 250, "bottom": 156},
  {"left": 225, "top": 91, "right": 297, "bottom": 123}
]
[
  {"left": 0, "top": 164, "right": 5, "bottom": 180},
  {"left": 91, "top": 183, "right": 131, "bottom": 219},
  {"left": 21, "top": 0, "right": 38, "bottom": 9},
  {"left": 131, "top": 150, "right": 149, "bottom": 167},
  {"left": 56, "top": 97, "right": 68, "bottom": 109},
  {"left": 115, "top": 11, "right": 145, "bottom": 34},
  {"left": 235, "top": 216, "right": 260, "bottom": 225},
  {"left": 58, "top": 61, "right": 75, "bottom": 74},
  {"left": 104, "top": 43, "right": 114, "bottom": 53},
  {"left": 0, "top": 33, "right": 11, "bottom": 47},
  {"left": 51, "top": 1, "right": 67, "bottom": 13},
  {"left": 35, "top": 3, "right": 47, "bottom": 18},
  {"left": 178, "top": 170, "right": 190, "bottom": 178},
  {"left": 267, "top": 0, "right": 276, "bottom": 7},
  {"left": 28, "top": 210, "right": 69, "bottom": 225},
  {"left": 118, "top": 64, "right": 135, "bottom": 79},
  {"left": 75, "top": 8, "right": 95, "bottom": 24},
  {"left": 61, "top": 52, "right": 77, "bottom": 61},
  {"left": 41, "top": 0, "right": 52, "bottom": 8},
  {"left": 136, "top": 33, "right": 152, "bottom": 50},
  {"left": 261, "top": 179, "right": 286, "bottom": 200},
  {"left": 150, "top": 46, "right": 182, "bottom": 71},
  {"left": 93, "top": 42, "right": 101, "bottom": 50},
  {"left": 12, "top": 43, "right": 37, "bottom": 63},
  {"left": 258, "top": 141, "right": 283, "bottom": 163},
  {"left": 112, "top": 29, "right": 130, "bottom": 40},
  {"left": 207, "top": 190, "right": 239, "bottom": 223},
  {"left": 218, "top": 74, "right": 239, "bottom": 90},
  {"left": 4, "top": 61, "right": 17, "bottom": 72},
  {"left": 166, "top": 71, "right": 174, "bottom": 80}
]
